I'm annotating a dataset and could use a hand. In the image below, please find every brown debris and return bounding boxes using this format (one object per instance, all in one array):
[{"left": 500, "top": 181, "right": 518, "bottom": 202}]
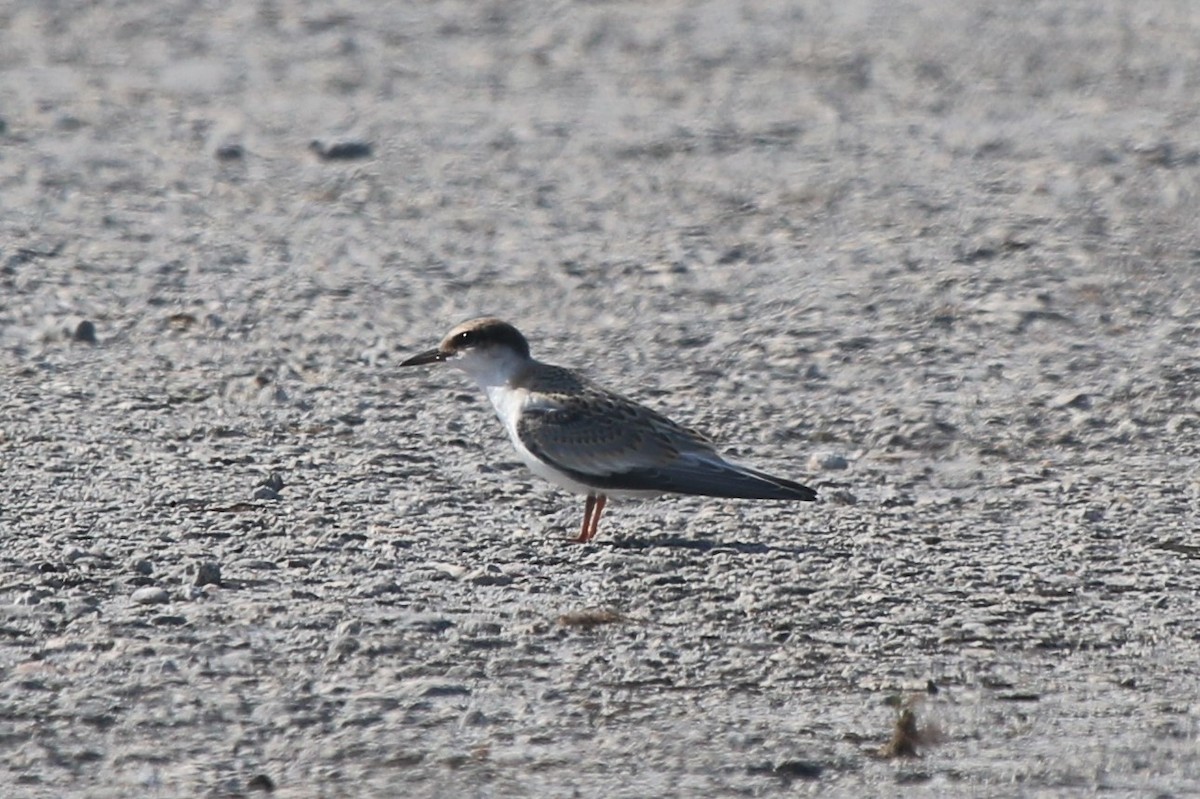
[
  {"left": 880, "top": 700, "right": 943, "bottom": 759},
  {"left": 557, "top": 609, "right": 624, "bottom": 629}
]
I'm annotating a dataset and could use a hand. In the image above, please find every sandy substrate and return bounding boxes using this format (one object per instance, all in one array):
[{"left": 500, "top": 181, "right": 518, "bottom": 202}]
[{"left": 2, "top": 1, "right": 1199, "bottom": 796}]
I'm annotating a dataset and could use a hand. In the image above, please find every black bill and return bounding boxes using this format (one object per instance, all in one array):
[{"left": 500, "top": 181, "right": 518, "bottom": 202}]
[{"left": 399, "top": 348, "right": 447, "bottom": 367}]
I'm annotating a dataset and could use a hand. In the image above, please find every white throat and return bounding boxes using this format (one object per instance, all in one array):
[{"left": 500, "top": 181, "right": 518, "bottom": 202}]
[
  {"left": 450, "top": 345, "right": 531, "bottom": 391},
  {"left": 450, "top": 347, "right": 559, "bottom": 485}
]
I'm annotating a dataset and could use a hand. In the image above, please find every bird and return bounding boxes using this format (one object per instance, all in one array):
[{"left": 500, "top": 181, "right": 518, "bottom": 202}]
[{"left": 399, "top": 317, "right": 818, "bottom": 543}]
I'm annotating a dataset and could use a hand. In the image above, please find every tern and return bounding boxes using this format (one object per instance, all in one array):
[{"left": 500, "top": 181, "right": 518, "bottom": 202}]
[{"left": 400, "top": 318, "right": 817, "bottom": 542}]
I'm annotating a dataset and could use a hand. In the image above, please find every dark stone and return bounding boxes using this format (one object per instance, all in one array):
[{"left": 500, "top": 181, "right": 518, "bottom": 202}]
[{"left": 73, "top": 320, "right": 97, "bottom": 344}]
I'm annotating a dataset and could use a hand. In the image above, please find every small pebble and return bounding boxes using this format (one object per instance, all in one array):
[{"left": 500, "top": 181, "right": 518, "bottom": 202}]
[
  {"left": 214, "top": 142, "right": 244, "bottom": 160},
  {"left": 192, "top": 561, "right": 221, "bottom": 587},
  {"left": 248, "top": 774, "right": 276, "bottom": 792},
  {"left": 1052, "top": 391, "right": 1093, "bottom": 410},
  {"left": 823, "top": 488, "right": 858, "bottom": 505},
  {"left": 774, "top": 760, "right": 823, "bottom": 780},
  {"left": 16, "top": 589, "right": 53, "bottom": 606},
  {"left": 309, "top": 139, "right": 373, "bottom": 160},
  {"left": 72, "top": 320, "right": 97, "bottom": 344},
  {"left": 252, "top": 485, "right": 280, "bottom": 501},
  {"left": 808, "top": 452, "right": 849, "bottom": 471},
  {"left": 258, "top": 385, "right": 289, "bottom": 405},
  {"left": 356, "top": 579, "right": 402, "bottom": 598},
  {"left": 466, "top": 566, "right": 514, "bottom": 587},
  {"left": 131, "top": 587, "right": 170, "bottom": 605},
  {"left": 131, "top": 558, "right": 153, "bottom": 576}
]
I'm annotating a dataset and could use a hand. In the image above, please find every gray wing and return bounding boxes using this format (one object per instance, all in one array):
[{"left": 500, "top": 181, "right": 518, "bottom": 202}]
[
  {"left": 516, "top": 394, "right": 711, "bottom": 476},
  {"left": 517, "top": 395, "right": 816, "bottom": 500}
]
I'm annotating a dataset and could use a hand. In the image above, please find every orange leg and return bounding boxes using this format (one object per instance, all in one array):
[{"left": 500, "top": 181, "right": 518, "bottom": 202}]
[
  {"left": 583, "top": 494, "right": 607, "bottom": 542},
  {"left": 573, "top": 494, "right": 597, "bottom": 543}
]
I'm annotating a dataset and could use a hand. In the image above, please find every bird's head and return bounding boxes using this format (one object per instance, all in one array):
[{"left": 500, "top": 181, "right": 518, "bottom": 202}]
[{"left": 400, "top": 317, "right": 533, "bottom": 386}]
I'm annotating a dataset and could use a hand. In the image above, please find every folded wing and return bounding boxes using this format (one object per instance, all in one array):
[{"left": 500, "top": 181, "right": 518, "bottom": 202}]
[{"left": 517, "top": 395, "right": 816, "bottom": 500}]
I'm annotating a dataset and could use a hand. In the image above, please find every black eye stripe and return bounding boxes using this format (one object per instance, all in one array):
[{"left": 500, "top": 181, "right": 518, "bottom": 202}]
[{"left": 445, "top": 320, "right": 531, "bottom": 359}]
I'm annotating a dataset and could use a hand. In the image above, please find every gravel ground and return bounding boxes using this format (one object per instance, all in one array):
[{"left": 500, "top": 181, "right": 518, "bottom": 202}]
[{"left": 2, "top": 1, "right": 1199, "bottom": 796}]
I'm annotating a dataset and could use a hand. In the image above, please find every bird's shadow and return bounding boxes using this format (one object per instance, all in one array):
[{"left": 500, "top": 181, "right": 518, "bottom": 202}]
[{"left": 602, "top": 535, "right": 815, "bottom": 556}]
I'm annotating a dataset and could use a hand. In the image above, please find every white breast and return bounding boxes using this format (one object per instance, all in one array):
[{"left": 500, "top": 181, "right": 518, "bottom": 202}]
[
  {"left": 482, "top": 385, "right": 600, "bottom": 495},
  {"left": 483, "top": 385, "right": 661, "bottom": 499}
]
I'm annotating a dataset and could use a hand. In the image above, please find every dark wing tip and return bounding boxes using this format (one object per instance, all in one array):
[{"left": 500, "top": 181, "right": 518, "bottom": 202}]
[
  {"left": 754, "top": 469, "right": 818, "bottom": 501},
  {"left": 573, "top": 457, "right": 819, "bottom": 501},
  {"left": 728, "top": 466, "right": 818, "bottom": 501}
]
